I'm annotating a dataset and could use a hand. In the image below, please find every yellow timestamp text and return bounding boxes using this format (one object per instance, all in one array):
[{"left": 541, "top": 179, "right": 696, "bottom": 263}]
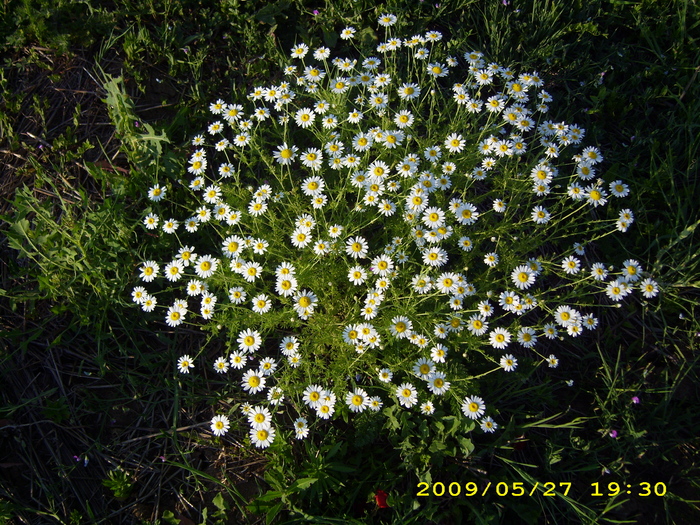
[
  {"left": 590, "top": 482, "right": 666, "bottom": 497},
  {"left": 416, "top": 481, "right": 668, "bottom": 498},
  {"left": 417, "top": 481, "right": 572, "bottom": 498}
]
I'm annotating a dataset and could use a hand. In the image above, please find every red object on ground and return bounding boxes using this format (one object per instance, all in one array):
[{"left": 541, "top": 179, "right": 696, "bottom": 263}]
[{"left": 375, "top": 489, "right": 389, "bottom": 508}]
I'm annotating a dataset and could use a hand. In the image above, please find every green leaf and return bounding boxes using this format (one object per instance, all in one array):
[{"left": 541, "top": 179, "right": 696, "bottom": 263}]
[
  {"left": 212, "top": 493, "right": 228, "bottom": 511},
  {"left": 289, "top": 477, "right": 318, "bottom": 491},
  {"left": 266, "top": 502, "right": 283, "bottom": 525}
]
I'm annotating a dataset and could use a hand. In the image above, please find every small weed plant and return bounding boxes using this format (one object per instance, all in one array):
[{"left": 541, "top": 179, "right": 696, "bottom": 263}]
[{"left": 130, "top": 14, "right": 659, "bottom": 453}]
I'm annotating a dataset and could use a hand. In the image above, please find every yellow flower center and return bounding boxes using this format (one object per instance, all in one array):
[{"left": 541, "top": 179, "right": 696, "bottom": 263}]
[
  {"left": 248, "top": 376, "right": 260, "bottom": 387},
  {"left": 298, "top": 296, "right": 311, "bottom": 308}
]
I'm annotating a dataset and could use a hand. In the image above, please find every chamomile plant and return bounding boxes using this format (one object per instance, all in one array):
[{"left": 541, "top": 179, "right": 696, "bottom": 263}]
[{"left": 131, "top": 14, "right": 658, "bottom": 449}]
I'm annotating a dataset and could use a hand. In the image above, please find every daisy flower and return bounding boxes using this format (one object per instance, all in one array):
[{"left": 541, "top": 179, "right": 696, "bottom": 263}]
[
  {"left": 311, "top": 398, "right": 333, "bottom": 419},
  {"left": 340, "top": 26, "right": 356, "bottom": 40},
  {"left": 251, "top": 294, "right": 272, "bottom": 314},
  {"left": 511, "top": 265, "right": 535, "bottom": 290},
  {"left": 241, "top": 369, "right": 266, "bottom": 394},
  {"left": 164, "top": 260, "right": 185, "bottom": 282},
  {"left": 143, "top": 213, "right": 159, "bottom": 230},
  {"left": 250, "top": 427, "right": 275, "bottom": 448},
  {"left": 194, "top": 255, "right": 218, "bottom": 278},
  {"left": 484, "top": 252, "right": 499, "bottom": 267},
  {"left": 294, "top": 418, "right": 309, "bottom": 439},
  {"left": 346, "top": 388, "right": 370, "bottom": 413},
  {"left": 177, "top": 355, "right": 194, "bottom": 374},
  {"left": 531, "top": 206, "right": 551, "bottom": 224},
  {"left": 420, "top": 402, "right": 435, "bottom": 415},
  {"left": 290, "top": 43, "right": 308, "bottom": 59},
  {"left": 640, "top": 278, "right": 659, "bottom": 299},
  {"left": 312, "top": 45, "right": 330, "bottom": 59},
  {"left": 396, "top": 383, "right": 418, "bottom": 408},
  {"left": 605, "top": 280, "right": 626, "bottom": 301},
  {"left": 554, "top": 305, "right": 581, "bottom": 327},
  {"left": 248, "top": 406, "right": 273, "bottom": 430},
  {"left": 489, "top": 327, "right": 511, "bottom": 349},
  {"left": 426, "top": 372, "right": 450, "bottom": 395},
  {"left": 148, "top": 184, "right": 166, "bottom": 202},
  {"left": 162, "top": 218, "right": 178, "bottom": 234},
  {"left": 561, "top": 256, "right": 581, "bottom": 275},
  {"left": 141, "top": 295, "right": 156, "bottom": 312},
  {"left": 294, "top": 290, "right": 317, "bottom": 318},
  {"left": 273, "top": 143, "right": 298, "bottom": 165},
  {"left": 213, "top": 357, "right": 229, "bottom": 374},
  {"left": 210, "top": 415, "right": 230, "bottom": 437},
  {"left": 413, "top": 358, "right": 435, "bottom": 380},
  {"left": 346, "top": 236, "right": 369, "bottom": 259},
  {"left": 229, "top": 351, "right": 247, "bottom": 370},
  {"left": 139, "top": 261, "right": 159, "bottom": 283},
  {"left": 500, "top": 354, "right": 518, "bottom": 372},
  {"left": 228, "top": 287, "right": 247, "bottom": 304},
  {"left": 303, "top": 384, "right": 325, "bottom": 409},
  {"left": 461, "top": 396, "right": 486, "bottom": 420},
  {"left": 621, "top": 259, "right": 643, "bottom": 282},
  {"left": 378, "top": 13, "right": 397, "bottom": 26},
  {"left": 518, "top": 327, "right": 538, "bottom": 348},
  {"left": 238, "top": 329, "right": 262, "bottom": 353},
  {"left": 480, "top": 416, "right": 497, "bottom": 433}
]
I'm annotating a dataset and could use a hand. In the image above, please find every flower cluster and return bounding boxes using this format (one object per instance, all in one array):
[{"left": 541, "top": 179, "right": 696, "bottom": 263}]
[{"left": 131, "top": 14, "right": 658, "bottom": 448}]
